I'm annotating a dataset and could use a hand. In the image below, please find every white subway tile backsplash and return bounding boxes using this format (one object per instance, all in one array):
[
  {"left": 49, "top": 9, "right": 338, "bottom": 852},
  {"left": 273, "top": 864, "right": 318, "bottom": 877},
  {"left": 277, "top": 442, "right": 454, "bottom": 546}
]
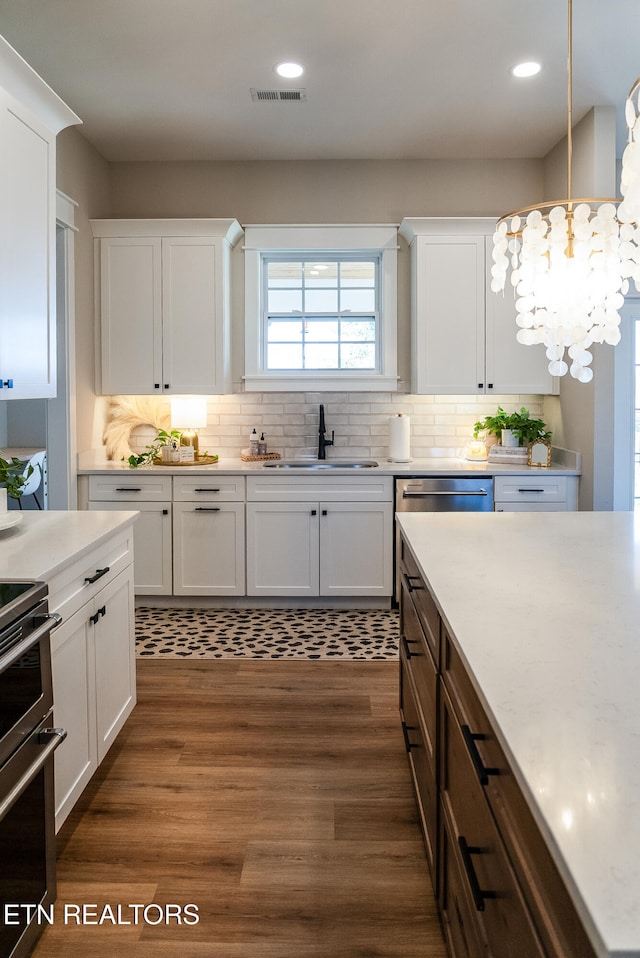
[{"left": 115, "top": 392, "right": 546, "bottom": 459}]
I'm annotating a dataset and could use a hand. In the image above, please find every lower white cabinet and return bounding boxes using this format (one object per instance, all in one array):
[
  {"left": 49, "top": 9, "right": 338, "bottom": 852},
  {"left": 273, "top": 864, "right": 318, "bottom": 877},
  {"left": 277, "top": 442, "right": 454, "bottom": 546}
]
[
  {"left": 173, "top": 500, "right": 245, "bottom": 595},
  {"left": 49, "top": 530, "right": 136, "bottom": 830},
  {"left": 246, "top": 476, "right": 394, "bottom": 597},
  {"left": 494, "top": 475, "right": 578, "bottom": 512}
]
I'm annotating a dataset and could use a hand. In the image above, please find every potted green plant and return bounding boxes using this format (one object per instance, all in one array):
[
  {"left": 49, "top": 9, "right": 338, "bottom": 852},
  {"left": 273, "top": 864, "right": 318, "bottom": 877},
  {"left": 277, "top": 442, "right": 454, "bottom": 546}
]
[
  {"left": 0, "top": 455, "right": 33, "bottom": 500},
  {"left": 125, "top": 428, "right": 182, "bottom": 468},
  {"left": 474, "top": 406, "right": 550, "bottom": 447}
]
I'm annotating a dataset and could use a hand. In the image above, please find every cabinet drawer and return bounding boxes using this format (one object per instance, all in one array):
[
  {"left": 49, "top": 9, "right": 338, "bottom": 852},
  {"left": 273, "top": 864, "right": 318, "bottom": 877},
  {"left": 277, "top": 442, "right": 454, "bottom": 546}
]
[
  {"left": 400, "top": 575, "right": 438, "bottom": 763},
  {"left": 440, "top": 683, "right": 545, "bottom": 957},
  {"left": 493, "top": 476, "right": 568, "bottom": 503},
  {"left": 173, "top": 475, "right": 245, "bottom": 501},
  {"left": 88, "top": 474, "right": 172, "bottom": 501},
  {"left": 400, "top": 655, "right": 437, "bottom": 879},
  {"left": 400, "top": 538, "right": 440, "bottom": 661},
  {"left": 48, "top": 529, "right": 134, "bottom": 622}
]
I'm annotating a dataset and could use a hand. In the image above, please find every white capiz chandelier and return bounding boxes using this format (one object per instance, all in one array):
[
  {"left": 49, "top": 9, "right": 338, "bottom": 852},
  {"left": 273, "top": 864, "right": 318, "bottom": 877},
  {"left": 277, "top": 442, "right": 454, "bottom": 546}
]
[{"left": 491, "top": 0, "right": 627, "bottom": 384}]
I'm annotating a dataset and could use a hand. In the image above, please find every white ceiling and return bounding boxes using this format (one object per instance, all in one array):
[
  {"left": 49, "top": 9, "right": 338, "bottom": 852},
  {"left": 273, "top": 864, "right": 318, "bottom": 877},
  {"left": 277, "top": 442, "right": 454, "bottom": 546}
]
[{"left": 0, "top": 0, "right": 638, "bottom": 163}]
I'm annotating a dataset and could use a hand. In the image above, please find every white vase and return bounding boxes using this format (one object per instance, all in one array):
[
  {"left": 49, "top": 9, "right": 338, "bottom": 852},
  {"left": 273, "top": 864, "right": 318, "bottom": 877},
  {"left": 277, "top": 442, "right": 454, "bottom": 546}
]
[{"left": 501, "top": 429, "right": 519, "bottom": 447}]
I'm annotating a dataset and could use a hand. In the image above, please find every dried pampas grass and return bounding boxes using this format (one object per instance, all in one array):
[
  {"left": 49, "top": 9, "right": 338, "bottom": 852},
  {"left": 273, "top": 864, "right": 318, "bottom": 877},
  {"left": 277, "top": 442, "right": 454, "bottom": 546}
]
[{"left": 103, "top": 397, "right": 170, "bottom": 461}]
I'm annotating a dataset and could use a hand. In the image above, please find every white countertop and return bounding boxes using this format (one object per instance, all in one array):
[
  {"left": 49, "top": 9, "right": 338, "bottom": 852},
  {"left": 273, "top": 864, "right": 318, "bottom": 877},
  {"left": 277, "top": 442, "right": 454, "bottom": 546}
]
[
  {"left": 397, "top": 511, "right": 640, "bottom": 958},
  {"left": 77, "top": 454, "right": 580, "bottom": 477},
  {"left": 0, "top": 510, "right": 138, "bottom": 580}
]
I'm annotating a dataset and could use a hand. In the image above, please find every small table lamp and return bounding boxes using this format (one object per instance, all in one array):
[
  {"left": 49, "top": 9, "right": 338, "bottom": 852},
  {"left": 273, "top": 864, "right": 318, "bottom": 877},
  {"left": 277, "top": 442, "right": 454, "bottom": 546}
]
[{"left": 170, "top": 397, "right": 208, "bottom": 458}]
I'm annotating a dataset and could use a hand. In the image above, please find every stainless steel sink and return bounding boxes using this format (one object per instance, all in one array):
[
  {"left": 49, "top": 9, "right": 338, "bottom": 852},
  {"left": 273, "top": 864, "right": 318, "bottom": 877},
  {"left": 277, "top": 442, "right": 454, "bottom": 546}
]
[{"left": 262, "top": 460, "right": 379, "bottom": 469}]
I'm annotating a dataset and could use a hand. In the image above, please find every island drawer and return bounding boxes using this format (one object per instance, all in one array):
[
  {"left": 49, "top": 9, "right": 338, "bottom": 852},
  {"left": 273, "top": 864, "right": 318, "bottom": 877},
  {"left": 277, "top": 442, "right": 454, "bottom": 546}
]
[
  {"left": 47, "top": 528, "right": 134, "bottom": 621},
  {"left": 88, "top": 474, "right": 172, "bottom": 501},
  {"left": 400, "top": 573, "right": 438, "bottom": 763},
  {"left": 173, "top": 475, "right": 245, "bottom": 501},
  {"left": 400, "top": 654, "right": 437, "bottom": 880},
  {"left": 399, "top": 537, "right": 439, "bottom": 661},
  {"left": 493, "top": 476, "right": 568, "bottom": 503}
]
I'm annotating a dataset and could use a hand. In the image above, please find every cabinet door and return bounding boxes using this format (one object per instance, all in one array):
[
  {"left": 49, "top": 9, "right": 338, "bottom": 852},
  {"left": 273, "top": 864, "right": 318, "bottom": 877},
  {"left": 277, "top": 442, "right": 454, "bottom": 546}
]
[
  {"left": 93, "top": 568, "right": 136, "bottom": 763},
  {"left": 51, "top": 602, "right": 97, "bottom": 831},
  {"left": 412, "top": 236, "right": 485, "bottom": 394},
  {"left": 485, "top": 239, "right": 555, "bottom": 394},
  {"left": 173, "top": 501, "right": 245, "bottom": 595},
  {"left": 0, "top": 93, "right": 56, "bottom": 399},
  {"left": 88, "top": 499, "right": 173, "bottom": 594},
  {"left": 99, "top": 236, "right": 162, "bottom": 394},
  {"left": 246, "top": 501, "right": 319, "bottom": 596},
  {"left": 319, "top": 501, "right": 393, "bottom": 596},
  {"left": 162, "top": 236, "right": 225, "bottom": 393}
]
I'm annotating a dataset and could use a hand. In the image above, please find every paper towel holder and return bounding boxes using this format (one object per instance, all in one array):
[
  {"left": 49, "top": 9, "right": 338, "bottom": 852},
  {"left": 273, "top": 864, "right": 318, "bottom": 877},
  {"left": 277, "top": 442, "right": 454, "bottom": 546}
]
[{"left": 387, "top": 412, "right": 412, "bottom": 463}]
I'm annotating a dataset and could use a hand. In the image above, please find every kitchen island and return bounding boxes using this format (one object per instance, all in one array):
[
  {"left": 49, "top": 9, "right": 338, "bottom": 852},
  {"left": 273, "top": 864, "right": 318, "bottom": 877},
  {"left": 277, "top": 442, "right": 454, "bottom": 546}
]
[{"left": 397, "top": 510, "right": 640, "bottom": 958}]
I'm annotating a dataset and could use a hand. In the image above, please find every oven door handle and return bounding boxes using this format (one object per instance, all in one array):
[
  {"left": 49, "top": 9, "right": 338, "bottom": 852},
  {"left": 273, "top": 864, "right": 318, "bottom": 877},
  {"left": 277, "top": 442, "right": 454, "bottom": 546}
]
[
  {"left": 0, "top": 727, "right": 66, "bottom": 820},
  {"left": 0, "top": 613, "right": 62, "bottom": 672}
]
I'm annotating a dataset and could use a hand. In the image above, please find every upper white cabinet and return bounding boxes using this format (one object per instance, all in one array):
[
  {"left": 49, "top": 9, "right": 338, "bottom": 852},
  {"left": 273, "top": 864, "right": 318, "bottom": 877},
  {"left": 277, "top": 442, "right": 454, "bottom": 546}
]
[
  {"left": 92, "top": 219, "right": 243, "bottom": 395},
  {"left": 399, "top": 218, "right": 557, "bottom": 395},
  {"left": 0, "top": 37, "right": 80, "bottom": 399}
]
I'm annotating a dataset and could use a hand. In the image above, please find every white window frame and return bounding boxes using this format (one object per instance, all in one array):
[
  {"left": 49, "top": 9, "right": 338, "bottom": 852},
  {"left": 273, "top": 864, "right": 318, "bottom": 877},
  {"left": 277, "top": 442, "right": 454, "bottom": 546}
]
[{"left": 244, "top": 225, "right": 398, "bottom": 391}]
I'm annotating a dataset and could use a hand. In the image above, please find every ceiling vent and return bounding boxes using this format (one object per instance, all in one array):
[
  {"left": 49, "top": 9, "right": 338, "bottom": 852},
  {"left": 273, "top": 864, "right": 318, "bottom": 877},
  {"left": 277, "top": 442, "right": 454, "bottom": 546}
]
[{"left": 250, "top": 88, "right": 306, "bottom": 102}]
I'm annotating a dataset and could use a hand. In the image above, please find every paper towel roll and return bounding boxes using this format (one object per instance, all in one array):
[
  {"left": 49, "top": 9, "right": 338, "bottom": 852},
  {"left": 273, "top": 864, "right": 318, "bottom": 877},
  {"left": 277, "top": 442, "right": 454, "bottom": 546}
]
[{"left": 388, "top": 414, "right": 411, "bottom": 462}]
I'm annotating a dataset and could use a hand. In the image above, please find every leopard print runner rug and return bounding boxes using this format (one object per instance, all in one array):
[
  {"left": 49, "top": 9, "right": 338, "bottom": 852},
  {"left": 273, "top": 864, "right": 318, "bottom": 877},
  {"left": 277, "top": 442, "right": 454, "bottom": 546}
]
[{"left": 135, "top": 607, "right": 399, "bottom": 660}]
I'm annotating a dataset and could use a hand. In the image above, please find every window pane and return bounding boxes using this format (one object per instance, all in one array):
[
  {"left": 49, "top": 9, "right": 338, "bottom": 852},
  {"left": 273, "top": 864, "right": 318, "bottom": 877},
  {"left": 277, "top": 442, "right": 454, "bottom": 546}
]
[
  {"left": 268, "top": 289, "right": 302, "bottom": 312},
  {"left": 268, "top": 319, "right": 302, "bottom": 342},
  {"left": 305, "top": 320, "right": 338, "bottom": 342},
  {"left": 268, "top": 262, "right": 303, "bottom": 287},
  {"left": 341, "top": 344, "right": 376, "bottom": 368},
  {"left": 341, "top": 261, "right": 375, "bottom": 286},
  {"left": 341, "top": 320, "right": 376, "bottom": 342},
  {"left": 305, "top": 344, "right": 338, "bottom": 368},
  {"left": 341, "top": 289, "right": 376, "bottom": 312},
  {"left": 306, "top": 289, "right": 338, "bottom": 312},
  {"left": 268, "top": 343, "right": 303, "bottom": 368}
]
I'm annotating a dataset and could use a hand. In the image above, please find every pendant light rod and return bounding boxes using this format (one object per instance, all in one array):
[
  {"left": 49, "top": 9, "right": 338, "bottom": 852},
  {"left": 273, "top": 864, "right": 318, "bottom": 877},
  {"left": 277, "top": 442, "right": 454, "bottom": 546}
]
[{"left": 567, "top": 0, "right": 573, "bottom": 208}]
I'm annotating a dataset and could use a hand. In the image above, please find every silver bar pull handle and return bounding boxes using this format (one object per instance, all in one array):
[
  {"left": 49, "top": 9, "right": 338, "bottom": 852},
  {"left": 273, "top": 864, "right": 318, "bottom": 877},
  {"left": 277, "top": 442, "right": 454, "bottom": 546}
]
[
  {"left": 402, "top": 489, "right": 489, "bottom": 498},
  {"left": 0, "top": 728, "right": 67, "bottom": 820}
]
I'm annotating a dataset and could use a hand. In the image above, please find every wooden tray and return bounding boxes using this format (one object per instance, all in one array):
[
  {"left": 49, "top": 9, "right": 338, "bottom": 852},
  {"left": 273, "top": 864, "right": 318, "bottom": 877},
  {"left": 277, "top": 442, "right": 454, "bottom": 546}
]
[{"left": 153, "top": 455, "right": 219, "bottom": 466}]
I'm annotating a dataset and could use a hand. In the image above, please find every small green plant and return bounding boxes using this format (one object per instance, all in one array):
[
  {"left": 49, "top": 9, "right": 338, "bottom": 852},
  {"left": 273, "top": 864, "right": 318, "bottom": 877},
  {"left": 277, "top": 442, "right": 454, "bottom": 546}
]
[
  {"left": 0, "top": 455, "right": 33, "bottom": 499},
  {"left": 473, "top": 406, "right": 551, "bottom": 446},
  {"left": 125, "top": 429, "right": 182, "bottom": 468}
]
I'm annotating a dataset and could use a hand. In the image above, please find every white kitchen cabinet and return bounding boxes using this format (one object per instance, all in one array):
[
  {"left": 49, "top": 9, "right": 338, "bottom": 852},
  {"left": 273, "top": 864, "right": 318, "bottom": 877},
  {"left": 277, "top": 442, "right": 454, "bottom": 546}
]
[
  {"left": 0, "top": 37, "right": 80, "bottom": 399},
  {"left": 87, "top": 475, "right": 173, "bottom": 595},
  {"left": 48, "top": 526, "right": 136, "bottom": 830},
  {"left": 92, "top": 218, "right": 243, "bottom": 395},
  {"left": 399, "top": 217, "right": 557, "bottom": 395},
  {"left": 172, "top": 477, "right": 246, "bottom": 595},
  {"left": 246, "top": 475, "right": 394, "bottom": 597},
  {"left": 493, "top": 474, "right": 578, "bottom": 511}
]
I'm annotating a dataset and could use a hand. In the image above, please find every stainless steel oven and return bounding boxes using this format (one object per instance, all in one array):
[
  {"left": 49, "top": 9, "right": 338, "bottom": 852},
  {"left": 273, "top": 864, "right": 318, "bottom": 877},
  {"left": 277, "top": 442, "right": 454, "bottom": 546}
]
[{"left": 0, "top": 581, "right": 65, "bottom": 958}]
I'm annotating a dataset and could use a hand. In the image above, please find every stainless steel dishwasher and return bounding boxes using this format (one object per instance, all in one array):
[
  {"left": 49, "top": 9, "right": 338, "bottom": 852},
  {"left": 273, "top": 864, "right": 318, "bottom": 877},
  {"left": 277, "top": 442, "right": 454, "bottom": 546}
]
[{"left": 394, "top": 476, "right": 494, "bottom": 598}]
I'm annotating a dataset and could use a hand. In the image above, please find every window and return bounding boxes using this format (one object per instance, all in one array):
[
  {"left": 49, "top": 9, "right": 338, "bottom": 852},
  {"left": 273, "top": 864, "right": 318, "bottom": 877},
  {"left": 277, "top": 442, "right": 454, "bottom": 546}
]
[{"left": 244, "top": 226, "right": 398, "bottom": 391}]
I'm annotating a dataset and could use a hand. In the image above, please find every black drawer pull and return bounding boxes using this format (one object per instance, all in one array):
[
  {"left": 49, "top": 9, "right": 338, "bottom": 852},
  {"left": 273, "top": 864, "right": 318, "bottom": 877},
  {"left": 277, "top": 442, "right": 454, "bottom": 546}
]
[
  {"left": 401, "top": 720, "right": 417, "bottom": 753},
  {"left": 403, "top": 572, "right": 424, "bottom": 593},
  {"left": 458, "top": 836, "right": 496, "bottom": 911},
  {"left": 115, "top": 487, "right": 142, "bottom": 492},
  {"left": 85, "top": 567, "right": 110, "bottom": 585},
  {"left": 401, "top": 635, "right": 420, "bottom": 659},
  {"left": 517, "top": 488, "right": 545, "bottom": 493},
  {"left": 194, "top": 488, "right": 220, "bottom": 493},
  {"left": 195, "top": 507, "right": 220, "bottom": 512},
  {"left": 461, "top": 724, "right": 499, "bottom": 785}
]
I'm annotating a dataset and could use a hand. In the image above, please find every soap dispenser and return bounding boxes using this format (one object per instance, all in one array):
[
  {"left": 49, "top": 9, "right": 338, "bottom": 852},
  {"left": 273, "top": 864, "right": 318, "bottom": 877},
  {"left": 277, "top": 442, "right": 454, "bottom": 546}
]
[{"left": 249, "top": 429, "right": 259, "bottom": 456}]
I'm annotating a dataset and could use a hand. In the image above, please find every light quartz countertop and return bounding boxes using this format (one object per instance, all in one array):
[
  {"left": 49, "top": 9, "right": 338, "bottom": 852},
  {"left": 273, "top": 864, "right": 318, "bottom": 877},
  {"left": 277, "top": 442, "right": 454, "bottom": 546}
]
[
  {"left": 0, "top": 510, "right": 138, "bottom": 580},
  {"left": 77, "top": 453, "right": 580, "bottom": 477},
  {"left": 397, "top": 510, "right": 640, "bottom": 958}
]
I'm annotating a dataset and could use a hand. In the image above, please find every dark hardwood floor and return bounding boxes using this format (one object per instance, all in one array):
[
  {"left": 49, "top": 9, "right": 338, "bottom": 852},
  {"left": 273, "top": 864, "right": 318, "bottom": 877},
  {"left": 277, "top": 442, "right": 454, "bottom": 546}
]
[{"left": 33, "top": 659, "right": 447, "bottom": 957}]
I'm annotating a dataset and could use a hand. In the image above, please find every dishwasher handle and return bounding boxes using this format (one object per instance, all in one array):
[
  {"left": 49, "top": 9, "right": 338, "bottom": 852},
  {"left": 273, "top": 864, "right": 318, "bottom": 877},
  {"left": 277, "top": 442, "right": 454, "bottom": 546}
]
[{"left": 402, "top": 489, "right": 490, "bottom": 498}]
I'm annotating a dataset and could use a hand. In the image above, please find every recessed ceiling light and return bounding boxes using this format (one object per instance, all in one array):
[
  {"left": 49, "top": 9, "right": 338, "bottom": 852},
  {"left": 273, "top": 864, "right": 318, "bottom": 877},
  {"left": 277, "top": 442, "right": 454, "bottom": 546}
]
[
  {"left": 511, "top": 61, "right": 542, "bottom": 79},
  {"left": 275, "top": 61, "right": 304, "bottom": 79}
]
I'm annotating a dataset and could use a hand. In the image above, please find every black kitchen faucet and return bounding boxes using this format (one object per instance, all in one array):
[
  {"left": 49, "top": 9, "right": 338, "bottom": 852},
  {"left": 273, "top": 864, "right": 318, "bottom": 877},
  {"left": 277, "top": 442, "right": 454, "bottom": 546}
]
[{"left": 317, "top": 403, "right": 334, "bottom": 459}]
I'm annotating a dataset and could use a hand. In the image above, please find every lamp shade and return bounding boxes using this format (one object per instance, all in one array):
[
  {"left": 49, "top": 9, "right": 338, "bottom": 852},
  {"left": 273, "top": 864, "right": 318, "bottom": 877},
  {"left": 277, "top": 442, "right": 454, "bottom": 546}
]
[{"left": 170, "top": 397, "right": 208, "bottom": 430}]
